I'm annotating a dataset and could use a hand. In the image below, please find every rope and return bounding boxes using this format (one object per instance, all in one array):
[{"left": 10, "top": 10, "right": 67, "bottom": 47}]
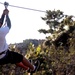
[{"left": 0, "top": 2, "right": 46, "bottom": 13}]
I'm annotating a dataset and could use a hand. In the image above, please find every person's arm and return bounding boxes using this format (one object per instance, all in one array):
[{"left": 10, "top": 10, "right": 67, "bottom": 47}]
[
  {"left": 0, "top": 13, "right": 5, "bottom": 25},
  {"left": 6, "top": 15, "right": 11, "bottom": 29}
]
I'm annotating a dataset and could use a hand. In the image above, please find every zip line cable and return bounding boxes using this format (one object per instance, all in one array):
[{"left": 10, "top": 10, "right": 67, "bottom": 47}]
[
  {"left": 1, "top": 2, "right": 75, "bottom": 19},
  {"left": 0, "top": 2, "right": 46, "bottom": 13}
]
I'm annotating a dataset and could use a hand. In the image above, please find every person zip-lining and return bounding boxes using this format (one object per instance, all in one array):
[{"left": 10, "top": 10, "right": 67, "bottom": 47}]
[{"left": 0, "top": 8, "right": 40, "bottom": 73}]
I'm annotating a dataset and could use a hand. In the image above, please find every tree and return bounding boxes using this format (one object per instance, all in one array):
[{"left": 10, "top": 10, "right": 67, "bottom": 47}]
[
  {"left": 38, "top": 9, "right": 75, "bottom": 50},
  {"left": 25, "top": 10, "right": 75, "bottom": 75}
]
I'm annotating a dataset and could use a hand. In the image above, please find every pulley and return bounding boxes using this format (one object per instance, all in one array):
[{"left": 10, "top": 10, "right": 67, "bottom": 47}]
[{"left": 4, "top": 2, "right": 9, "bottom": 9}]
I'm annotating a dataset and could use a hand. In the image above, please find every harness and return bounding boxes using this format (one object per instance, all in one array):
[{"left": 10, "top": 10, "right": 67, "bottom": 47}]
[
  {"left": 0, "top": 50, "right": 8, "bottom": 59},
  {"left": 0, "top": 51, "right": 6, "bottom": 55}
]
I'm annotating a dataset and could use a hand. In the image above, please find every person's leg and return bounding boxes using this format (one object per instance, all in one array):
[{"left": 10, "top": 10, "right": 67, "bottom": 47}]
[
  {"left": 22, "top": 57, "right": 34, "bottom": 71},
  {"left": 16, "top": 62, "right": 29, "bottom": 70},
  {"left": 8, "top": 51, "right": 36, "bottom": 71},
  {"left": 16, "top": 57, "right": 40, "bottom": 73},
  {"left": 16, "top": 56, "right": 34, "bottom": 71}
]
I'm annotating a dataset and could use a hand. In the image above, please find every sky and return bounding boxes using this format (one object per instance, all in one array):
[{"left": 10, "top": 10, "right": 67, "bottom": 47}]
[{"left": 0, "top": 0, "right": 75, "bottom": 44}]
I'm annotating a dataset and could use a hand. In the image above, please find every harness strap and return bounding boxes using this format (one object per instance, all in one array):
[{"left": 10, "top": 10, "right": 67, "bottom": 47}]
[{"left": 0, "top": 51, "right": 6, "bottom": 55}]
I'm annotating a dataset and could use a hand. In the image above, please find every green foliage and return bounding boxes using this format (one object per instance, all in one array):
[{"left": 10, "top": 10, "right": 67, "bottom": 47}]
[
  {"left": 38, "top": 9, "right": 75, "bottom": 42},
  {"left": 26, "top": 9, "right": 75, "bottom": 75},
  {"left": 38, "top": 10, "right": 64, "bottom": 34},
  {"left": 25, "top": 38, "right": 75, "bottom": 75}
]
